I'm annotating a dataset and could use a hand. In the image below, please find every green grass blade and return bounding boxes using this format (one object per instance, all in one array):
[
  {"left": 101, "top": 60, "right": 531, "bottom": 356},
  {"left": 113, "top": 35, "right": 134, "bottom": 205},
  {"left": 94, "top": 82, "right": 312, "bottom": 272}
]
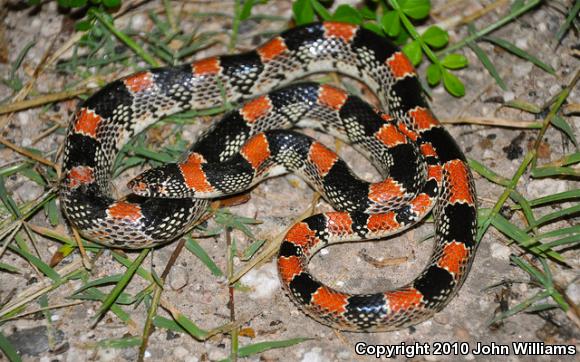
[
  {"left": 483, "top": 36, "right": 555, "bottom": 75},
  {"left": 45, "top": 199, "right": 60, "bottom": 226},
  {"left": 489, "top": 290, "right": 550, "bottom": 325},
  {"left": 89, "top": 9, "right": 159, "bottom": 67},
  {"left": 111, "top": 252, "right": 154, "bottom": 282},
  {"left": 551, "top": 115, "right": 578, "bottom": 147},
  {"left": 503, "top": 99, "right": 542, "bottom": 114},
  {"left": 537, "top": 234, "right": 580, "bottom": 252},
  {"left": 95, "top": 336, "right": 142, "bottom": 349},
  {"left": 0, "top": 262, "right": 21, "bottom": 274},
  {"left": 0, "top": 331, "right": 22, "bottom": 362},
  {"left": 528, "top": 189, "right": 580, "bottom": 207},
  {"left": 555, "top": 0, "right": 580, "bottom": 42},
  {"left": 490, "top": 214, "right": 532, "bottom": 245},
  {"left": 220, "top": 337, "right": 311, "bottom": 361},
  {"left": 172, "top": 310, "right": 210, "bottom": 340},
  {"left": 76, "top": 289, "right": 135, "bottom": 325},
  {"left": 153, "top": 316, "right": 187, "bottom": 334},
  {"left": 72, "top": 274, "right": 124, "bottom": 294},
  {"left": 0, "top": 176, "right": 21, "bottom": 217},
  {"left": 185, "top": 237, "right": 223, "bottom": 276},
  {"left": 240, "top": 238, "right": 266, "bottom": 261},
  {"left": 490, "top": 214, "right": 563, "bottom": 261},
  {"left": 531, "top": 166, "right": 579, "bottom": 178},
  {"left": 509, "top": 190, "right": 536, "bottom": 226},
  {"left": 466, "top": 38, "right": 506, "bottom": 90},
  {"left": 530, "top": 204, "right": 580, "bottom": 229},
  {"left": 92, "top": 249, "right": 149, "bottom": 327},
  {"left": 8, "top": 244, "right": 61, "bottom": 282},
  {"left": 537, "top": 225, "right": 580, "bottom": 239},
  {"left": 510, "top": 255, "right": 546, "bottom": 284},
  {"left": 468, "top": 158, "right": 510, "bottom": 186}
]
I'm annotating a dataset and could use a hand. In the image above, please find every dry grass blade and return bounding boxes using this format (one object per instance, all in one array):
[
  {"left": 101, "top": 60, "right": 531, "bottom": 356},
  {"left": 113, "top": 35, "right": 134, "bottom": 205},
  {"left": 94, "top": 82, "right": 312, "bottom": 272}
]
[
  {"left": 0, "top": 258, "right": 83, "bottom": 319},
  {"left": 0, "top": 136, "right": 57, "bottom": 169},
  {"left": 0, "top": 301, "right": 84, "bottom": 323},
  {"left": 0, "top": 88, "right": 92, "bottom": 115},
  {"left": 441, "top": 116, "right": 542, "bottom": 128},
  {"left": 72, "top": 227, "right": 92, "bottom": 270}
]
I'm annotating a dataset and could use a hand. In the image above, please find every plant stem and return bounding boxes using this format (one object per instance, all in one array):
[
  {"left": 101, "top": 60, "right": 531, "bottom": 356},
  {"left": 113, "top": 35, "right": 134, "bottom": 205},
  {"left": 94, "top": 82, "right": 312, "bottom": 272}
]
[
  {"left": 229, "top": 0, "right": 242, "bottom": 52},
  {"left": 388, "top": 0, "right": 441, "bottom": 66}
]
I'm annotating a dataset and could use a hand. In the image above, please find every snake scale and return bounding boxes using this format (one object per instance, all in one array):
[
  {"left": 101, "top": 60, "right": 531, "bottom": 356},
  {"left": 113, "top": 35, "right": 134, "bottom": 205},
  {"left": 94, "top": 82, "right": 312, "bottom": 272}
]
[{"left": 61, "top": 22, "right": 477, "bottom": 331}]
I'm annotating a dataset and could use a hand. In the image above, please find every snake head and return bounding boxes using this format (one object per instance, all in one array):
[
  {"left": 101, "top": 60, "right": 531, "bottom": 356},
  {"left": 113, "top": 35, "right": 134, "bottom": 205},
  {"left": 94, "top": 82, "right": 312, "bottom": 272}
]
[{"left": 128, "top": 164, "right": 190, "bottom": 198}]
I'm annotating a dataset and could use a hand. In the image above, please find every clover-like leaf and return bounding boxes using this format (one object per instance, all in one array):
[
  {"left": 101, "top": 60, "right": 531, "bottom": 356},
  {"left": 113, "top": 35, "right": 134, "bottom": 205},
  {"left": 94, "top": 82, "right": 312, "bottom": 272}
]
[
  {"left": 103, "top": 0, "right": 120, "bottom": 7},
  {"left": 426, "top": 63, "right": 441, "bottom": 86},
  {"left": 442, "top": 70, "right": 465, "bottom": 97},
  {"left": 402, "top": 40, "right": 422, "bottom": 66},
  {"left": 332, "top": 4, "right": 362, "bottom": 24},
  {"left": 293, "top": 0, "right": 314, "bottom": 25},
  {"left": 381, "top": 11, "right": 401, "bottom": 37},
  {"left": 399, "top": 0, "right": 431, "bottom": 20},
  {"left": 441, "top": 53, "right": 469, "bottom": 69},
  {"left": 421, "top": 25, "right": 448, "bottom": 48}
]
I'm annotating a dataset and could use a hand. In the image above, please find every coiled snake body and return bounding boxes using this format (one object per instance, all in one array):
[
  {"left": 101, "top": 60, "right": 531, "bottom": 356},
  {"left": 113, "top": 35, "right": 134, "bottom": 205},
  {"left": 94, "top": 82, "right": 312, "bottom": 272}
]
[{"left": 61, "top": 22, "right": 477, "bottom": 331}]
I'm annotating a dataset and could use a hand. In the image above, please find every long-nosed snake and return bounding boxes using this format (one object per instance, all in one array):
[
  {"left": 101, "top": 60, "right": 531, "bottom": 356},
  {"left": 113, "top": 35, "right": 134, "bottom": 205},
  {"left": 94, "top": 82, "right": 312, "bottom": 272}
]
[{"left": 61, "top": 22, "right": 477, "bottom": 331}]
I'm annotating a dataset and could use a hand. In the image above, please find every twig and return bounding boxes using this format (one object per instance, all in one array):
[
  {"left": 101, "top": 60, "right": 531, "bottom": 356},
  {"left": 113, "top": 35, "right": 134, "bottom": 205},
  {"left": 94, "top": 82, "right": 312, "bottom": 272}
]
[
  {"left": 226, "top": 227, "right": 238, "bottom": 362},
  {"left": 0, "top": 136, "right": 57, "bottom": 169},
  {"left": 72, "top": 228, "right": 92, "bottom": 270},
  {"left": 0, "top": 88, "right": 92, "bottom": 115}
]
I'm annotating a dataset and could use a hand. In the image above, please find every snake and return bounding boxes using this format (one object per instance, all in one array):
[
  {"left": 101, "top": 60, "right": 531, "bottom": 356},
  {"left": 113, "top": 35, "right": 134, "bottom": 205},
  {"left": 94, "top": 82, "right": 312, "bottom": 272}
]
[{"left": 61, "top": 22, "right": 477, "bottom": 331}]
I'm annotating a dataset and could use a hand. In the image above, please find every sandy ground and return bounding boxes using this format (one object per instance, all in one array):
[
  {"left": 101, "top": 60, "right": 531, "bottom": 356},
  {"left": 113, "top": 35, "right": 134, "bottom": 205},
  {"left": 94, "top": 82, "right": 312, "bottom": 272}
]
[{"left": 0, "top": 0, "right": 578, "bottom": 361}]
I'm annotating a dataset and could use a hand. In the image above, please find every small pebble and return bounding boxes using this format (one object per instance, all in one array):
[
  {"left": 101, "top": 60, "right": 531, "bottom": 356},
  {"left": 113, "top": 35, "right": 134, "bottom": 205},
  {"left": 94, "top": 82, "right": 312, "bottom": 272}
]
[
  {"left": 464, "top": 353, "right": 476, "bottom": 360},
  {"left": 96, "top": 348, "right": 118, "bottom": 362},
  {"left": 173, "top": 346, "right": 190, "bottom": 360},
  {"left": 490, "top": 242, "right": 511, "bottom": 261},
  {"left": 566, "top": 282, "right": 579, "bottom": 305},
  {"left": 513, "top": 62, "right": 533, "bottom": 78},
  {"left": 526, "top": 179, "right": 568, "bottom": 199},
  {"left": 454, "top": 325, "right": 472, "bottom": 341},
  {"left": 503, "top": 91, "right": 515, "bottom": 102},
  {"left": 240, "top": 261, "right": 280, "bottom": 299},
  {"left": 208, "top": 349, "right": 227, "bottom": 361},
  {"left": 336, "top": 350, "right": 351, "bottom": 360},
  {"left": 549, "top": 84, "right": 561, "bottom": 96},
  {"left": 169, "top": 266, "right": 189, "bottom": 291},
  {"left": 515, "top": 37, "right": 527, "bottom": 50},
  {"left": 537, "top": 22, "right": 547, "bottom": 32},
  {"left": 433, "top": 312, "right": 450, "bottom": 325},
  {"left": 301, "top": 347, "right": 328, "bottom": 362}
]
